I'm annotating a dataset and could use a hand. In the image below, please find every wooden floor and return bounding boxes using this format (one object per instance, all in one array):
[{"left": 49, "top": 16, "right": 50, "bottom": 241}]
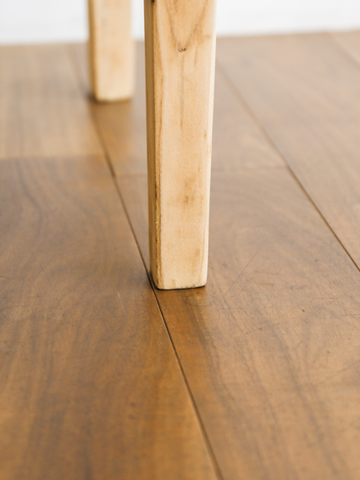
[{"left": 2, "top": 32, "right": 360, "bottom": 479}]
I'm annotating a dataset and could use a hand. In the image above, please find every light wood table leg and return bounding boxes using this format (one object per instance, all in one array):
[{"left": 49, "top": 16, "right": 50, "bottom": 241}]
[
  {"left": 144, "top": 0, "right": 217, "bottom": 290},
  {"left": 88, "top": 0, "right": 134, "bottom": 102}
]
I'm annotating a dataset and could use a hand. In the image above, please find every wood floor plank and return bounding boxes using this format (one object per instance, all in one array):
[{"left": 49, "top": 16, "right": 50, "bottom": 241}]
[
  {"left": 212, "top": 64, "right": 283, "bottom": 171},
  {"left": 0, "top": 45, "right": 103, "bottom": 159},
  {"left": 0, "top": 155, "right": 218, "bottom": 480},
  {"left": 90, "top": 35, "right": 360, "bottom": 477},
  {"left": 216, "top": 33, "right": 360, "bottom": 269},
  {"left": 71, "top": 36, "right": 360, "bottom": 478},
  {"left": 70, "top": 42, "right": 284, "bottom": 176},
  {"left": 117, "top": 167, "right": 360, "bottom": 480}
]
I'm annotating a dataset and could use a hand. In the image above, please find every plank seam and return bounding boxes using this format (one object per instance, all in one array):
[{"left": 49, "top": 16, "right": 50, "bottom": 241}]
[
  {"left": 67, "top": 43, "right": 224, "bottom": 480},
  {"left": 216, "top": 56, "right": 360, "bottom": 276},
  {"left": 103, "top": 152, "right": 225, "bottom": 480},
  {"left": 146, "top": 277, "right": 225, "bottom": 480}
]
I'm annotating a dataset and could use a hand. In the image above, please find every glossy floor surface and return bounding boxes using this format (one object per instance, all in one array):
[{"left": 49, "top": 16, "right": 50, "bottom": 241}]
[{"left": 1, "top": 33, "right": 360, "bottom": 479}]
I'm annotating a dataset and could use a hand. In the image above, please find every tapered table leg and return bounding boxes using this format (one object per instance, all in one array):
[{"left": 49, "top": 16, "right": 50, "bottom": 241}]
[
  {"left": 88, "top": 0, "right": 134, "bottom": 101},
  {"left": 144, "top": 0, "right": 217, "bottom": 290}
]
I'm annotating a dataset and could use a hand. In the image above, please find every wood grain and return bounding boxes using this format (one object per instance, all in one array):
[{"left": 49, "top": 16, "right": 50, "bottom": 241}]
[
  {"left": 118, "top": 166, "right": 360, "bottom": 480},
  {"left": 71, "top": 41, "right": 284, "bottom": 176},
  {"left": 0, "top": 45, "right": 102, "bottom": 159},
  {"left": 73, "top": 34, "right": 360, "bottom": 478},
  {"left": 143, "top": 0, "right": 217, "bottom": 289},
  {"left": 88, "top": 0, "right": 134, "bottom": 101},
  {"left": 4, "top": 34, "right": 360, "bottom": 480},
  {"left": 216, "top": 33, "right": 360, "bottom": 269},
  {"left": 0, "top": 155, "right": 218, "bottom": 480}
]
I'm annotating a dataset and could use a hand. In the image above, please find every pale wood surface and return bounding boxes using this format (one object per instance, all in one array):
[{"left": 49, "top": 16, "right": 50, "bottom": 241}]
[
  {"left": 0, "top": 45, "right": 102, "bottom": 159},
  {"left": 144, "top": 0, "right": 217, "bottom": 289},
  {"left": 216, "top": 34, "right": 360, "bottom": 269},
  {"left": 0, "top": 155, "right": 217, "bottom": 480},
  {"left": 88, "top": 0, "right": 134, "bottom": 101}
]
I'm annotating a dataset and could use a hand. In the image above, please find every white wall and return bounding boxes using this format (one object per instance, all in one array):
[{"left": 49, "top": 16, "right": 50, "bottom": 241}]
[{"left": 1, "top": 0, "right": 360, "bottom": 44}]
